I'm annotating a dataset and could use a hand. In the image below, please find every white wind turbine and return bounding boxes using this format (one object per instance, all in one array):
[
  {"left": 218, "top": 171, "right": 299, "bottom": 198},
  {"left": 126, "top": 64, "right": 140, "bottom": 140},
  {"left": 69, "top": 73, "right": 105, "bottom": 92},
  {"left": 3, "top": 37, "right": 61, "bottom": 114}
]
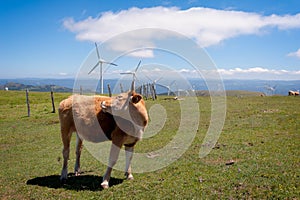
[
  {"left": 88, "top": 43, "right": 118, "bottom": 94},
  {"left": 120, "top": 60, "right": 142, "bottom": 91},
  {"left": 146, "top": 75, "right": 163, "bottom": 91},
  {"left": 157, "top": 80, "right": 176, "bottom": 96},
  {"left": 264, "top": 84, "right": 277, "bottom": 96}
]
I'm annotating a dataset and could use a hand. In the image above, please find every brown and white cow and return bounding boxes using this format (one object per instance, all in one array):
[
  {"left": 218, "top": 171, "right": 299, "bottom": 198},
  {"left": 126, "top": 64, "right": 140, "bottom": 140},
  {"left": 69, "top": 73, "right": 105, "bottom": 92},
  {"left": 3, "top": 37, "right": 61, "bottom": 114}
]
[
  {"left": 58, "top": 91, "right": 148, "bottom": 188},
  {"left": 288, "top": 90, "right": 299, "bottom": 96}
]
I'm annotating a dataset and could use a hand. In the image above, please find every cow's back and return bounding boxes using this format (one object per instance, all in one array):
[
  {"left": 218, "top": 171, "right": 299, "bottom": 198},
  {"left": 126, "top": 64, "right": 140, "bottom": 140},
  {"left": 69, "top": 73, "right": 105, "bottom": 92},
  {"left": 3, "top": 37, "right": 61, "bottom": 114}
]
[{"left": 59, "top": 95, "right": 118, "bottom": 142}]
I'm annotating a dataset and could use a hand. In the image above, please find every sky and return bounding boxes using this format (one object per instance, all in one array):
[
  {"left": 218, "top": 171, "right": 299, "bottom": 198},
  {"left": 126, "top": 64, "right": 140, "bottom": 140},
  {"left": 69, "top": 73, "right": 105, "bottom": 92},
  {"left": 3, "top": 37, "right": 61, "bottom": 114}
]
[{"left": 0, "top": 0, "right": 300, "bottom": 80}]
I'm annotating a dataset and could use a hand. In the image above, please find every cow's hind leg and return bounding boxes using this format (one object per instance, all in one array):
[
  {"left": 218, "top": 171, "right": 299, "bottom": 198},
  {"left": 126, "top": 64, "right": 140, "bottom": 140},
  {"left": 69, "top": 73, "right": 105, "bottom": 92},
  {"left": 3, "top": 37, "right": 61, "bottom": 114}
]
[
  {"left": 60, "top": 129, "right": 72, "bottom": 182},
  {"left": 74, "top": 133, "right": 83, "bottom": 176}
]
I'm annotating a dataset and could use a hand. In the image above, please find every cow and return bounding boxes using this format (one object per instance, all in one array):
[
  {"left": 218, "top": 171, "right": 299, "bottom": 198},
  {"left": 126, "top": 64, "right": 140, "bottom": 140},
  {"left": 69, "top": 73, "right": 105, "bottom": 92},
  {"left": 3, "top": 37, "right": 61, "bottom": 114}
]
[
  {"left": 58, "top": 91, "right": 148, "bottom": 189},
  {"left": 288, "top": 90, "right": 299, "bottom": 96}
]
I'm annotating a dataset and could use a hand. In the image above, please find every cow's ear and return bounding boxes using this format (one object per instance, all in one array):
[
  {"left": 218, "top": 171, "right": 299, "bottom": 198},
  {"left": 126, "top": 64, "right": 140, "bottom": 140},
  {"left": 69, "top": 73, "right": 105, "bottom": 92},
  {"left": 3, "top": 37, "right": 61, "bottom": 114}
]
[
  {"left": 131, "top": 94, "right": 142, "bottom": 104},
  {"left": 101, "top": 101, "right": 107, "bottom": 110}
]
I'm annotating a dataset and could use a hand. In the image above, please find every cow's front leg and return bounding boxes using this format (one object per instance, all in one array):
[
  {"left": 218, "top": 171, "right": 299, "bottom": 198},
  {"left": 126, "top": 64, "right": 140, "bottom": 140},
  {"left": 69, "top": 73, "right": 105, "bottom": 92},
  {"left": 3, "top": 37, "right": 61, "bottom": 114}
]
[
  {"left": 101, "top": 142, "right": 123, "bottom": 189},
  {"left": 124, "top": 145, "right": 134, "bottom": 180}
]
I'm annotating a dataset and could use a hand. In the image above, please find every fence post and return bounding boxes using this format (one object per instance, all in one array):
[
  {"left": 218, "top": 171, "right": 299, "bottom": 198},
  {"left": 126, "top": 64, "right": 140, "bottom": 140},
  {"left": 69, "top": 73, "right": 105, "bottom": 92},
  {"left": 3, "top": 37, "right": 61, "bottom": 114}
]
[
  {"left": 51, "top": 89, "right": 55, "bottom": 113},
  {"left": 120, "top": 83, "right": 124, "bottom": 93},
  {"left": 143, "top": 84, "right": 147, "bottom": 100},
  {"left": 141, "top": 84, "right": 144, "bottom": 96},
  {"left": 151, "top": 84, "right": 157, "bottom": 100},
  {"left": 152, "top": 84, "right": 157, "bottom": 99},
  {"left": 107, "top": 84, "right": 112, "bottom": 97},
  {"left": 137, "top": 85, "right": 142, "bottom": 94},
  {"left": 26, "top": 89, "right": 30, "bottom": 117},
  {"left": 146, "top": 84, "right": 150, "bottom": 99},
  {"left": 80, "top": 86, "right": 83, "bottom": 95}
]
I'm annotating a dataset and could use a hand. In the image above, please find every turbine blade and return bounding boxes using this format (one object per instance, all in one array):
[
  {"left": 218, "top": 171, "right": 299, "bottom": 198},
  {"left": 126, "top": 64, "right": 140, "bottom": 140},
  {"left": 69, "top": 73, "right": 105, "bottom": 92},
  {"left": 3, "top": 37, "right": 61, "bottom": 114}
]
[
  {"left": 101, "top": 60, "right": 118, "bottom": 66},
  {"left": 95, "top": 42, "right": 100, "bottom": 59},
  {"left": 156, "top": 83, "right": 168, "bottom": 89},
  {"left": 88, "top": 61, "right": 99, "bottom": 74},
  {"left": 135, "top": 60, "right": 142, "bottom": 72},
  {"left": 145, "top": 75, "right": 153, "bottom": 82},
  {"left": 170, "top": 80, "right": 176, "bottom": 87},
  {"left": 155, "top": 77, "right": 163, "bottom": 83},
  {"left": 109, "top": 62, "right": 118, "bottom": 66}
]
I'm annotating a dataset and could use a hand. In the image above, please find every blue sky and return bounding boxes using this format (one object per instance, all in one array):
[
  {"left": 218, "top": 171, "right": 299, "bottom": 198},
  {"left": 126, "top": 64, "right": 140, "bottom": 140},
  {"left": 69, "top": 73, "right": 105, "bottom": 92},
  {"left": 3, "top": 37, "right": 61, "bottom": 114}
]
[{"left": 0, "top": 0, "right": 300, "bottom": 80}]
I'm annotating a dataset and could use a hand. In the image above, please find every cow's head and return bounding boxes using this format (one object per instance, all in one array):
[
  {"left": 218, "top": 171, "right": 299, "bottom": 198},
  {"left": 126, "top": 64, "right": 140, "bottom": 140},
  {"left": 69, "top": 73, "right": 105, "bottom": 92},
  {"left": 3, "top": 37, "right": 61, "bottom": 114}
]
[{"left": 101, "top": 91, "right": 148, "bottom": 128}]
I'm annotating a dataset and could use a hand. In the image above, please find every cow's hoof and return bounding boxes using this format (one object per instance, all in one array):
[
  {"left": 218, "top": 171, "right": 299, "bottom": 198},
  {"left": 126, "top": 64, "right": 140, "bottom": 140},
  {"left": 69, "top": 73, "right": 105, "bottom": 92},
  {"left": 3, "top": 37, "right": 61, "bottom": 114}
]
[
  {"left": 125, "top": 172, "right": 134, "bottom": 180},
  {"left": 101, "top": 180, "right": 109, "bottom": 189},
  {"left": 60, "top": 178, "right": 67, "bottom": 184},
  {"left": 127, "top": 174, "right": 134, "bottom": 180},
  {"left": 75, "top": 171, "right": 81, "bottom": 176}
]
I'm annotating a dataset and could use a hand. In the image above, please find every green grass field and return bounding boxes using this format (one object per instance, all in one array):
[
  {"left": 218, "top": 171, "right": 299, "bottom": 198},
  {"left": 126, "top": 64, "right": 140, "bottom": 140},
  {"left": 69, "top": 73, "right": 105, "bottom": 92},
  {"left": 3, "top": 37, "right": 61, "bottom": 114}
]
[{"left": 0, "top": 90, "right": 299, "bottom": 199}]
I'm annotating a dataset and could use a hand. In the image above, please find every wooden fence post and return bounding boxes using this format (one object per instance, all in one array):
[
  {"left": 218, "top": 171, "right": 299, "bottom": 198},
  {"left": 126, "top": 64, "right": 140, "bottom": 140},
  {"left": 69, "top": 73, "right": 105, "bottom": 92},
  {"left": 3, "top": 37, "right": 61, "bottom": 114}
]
[
  {"left": 146, "top": 84, "right": 150, "bottom": 99},
  {"left": 154, "top": 84, "right": 157, "bottom": 100},
  {"left": 151, "top": 84, "right": 157, "bottom": 100},
  {"left": 143, "top": 84, "right": 147, "bottom": 100},
  {"left": 137, "top": 85, "right": 142, "bottom": 94},
  {"left": 140, "top": 84, "right": 144, "bottom": 96},
  {"left": 120, "top": 83, "right": 124, "bottom": 93},
  {"left": 80, "top": 86, "right": 83, "bottom": 95},
  {"left": 50, "top": 89, "right": 55, "bottom": 113},
  {"left": 107, "top": 84, "right": 112, "bottom": 97},
  {"left": 26, "top": 89, "right": 30, "bottom": 117}
]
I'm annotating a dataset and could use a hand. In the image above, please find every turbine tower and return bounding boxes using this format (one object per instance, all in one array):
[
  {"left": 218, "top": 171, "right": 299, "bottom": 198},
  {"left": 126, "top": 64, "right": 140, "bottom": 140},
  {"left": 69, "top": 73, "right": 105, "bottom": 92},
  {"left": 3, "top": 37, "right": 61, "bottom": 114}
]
[{"left": 88, "top": 43, "right": 117, "bottom": 94}]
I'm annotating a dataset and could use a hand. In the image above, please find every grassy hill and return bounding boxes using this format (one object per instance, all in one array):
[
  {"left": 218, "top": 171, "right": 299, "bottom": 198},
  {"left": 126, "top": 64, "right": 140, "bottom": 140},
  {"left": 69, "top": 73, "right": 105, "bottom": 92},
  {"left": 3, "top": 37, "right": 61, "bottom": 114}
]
[
  {"left": 0, "top": 91, "right": 299, "bottom": 199},
  {"left": 0, "top": 82, "right": 72, "bottom": 92}
]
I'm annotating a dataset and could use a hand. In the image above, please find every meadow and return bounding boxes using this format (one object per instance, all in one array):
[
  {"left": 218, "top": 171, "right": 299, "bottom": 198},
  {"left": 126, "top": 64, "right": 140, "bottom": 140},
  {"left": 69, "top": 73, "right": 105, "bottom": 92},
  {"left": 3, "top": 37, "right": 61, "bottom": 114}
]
[{"left": 0, "top": 90, "right": 299, "bottom": 199}]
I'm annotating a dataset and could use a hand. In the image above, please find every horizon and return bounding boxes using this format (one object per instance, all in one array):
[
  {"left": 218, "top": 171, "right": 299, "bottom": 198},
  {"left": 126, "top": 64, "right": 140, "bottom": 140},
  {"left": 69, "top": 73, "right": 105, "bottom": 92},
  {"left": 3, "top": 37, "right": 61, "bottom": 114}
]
[
  {"left": 1, "top": 77, "right": 300, "bottom": 81},
  {"left": 1, "top": 78, "right": 299, "bottom": 96}
]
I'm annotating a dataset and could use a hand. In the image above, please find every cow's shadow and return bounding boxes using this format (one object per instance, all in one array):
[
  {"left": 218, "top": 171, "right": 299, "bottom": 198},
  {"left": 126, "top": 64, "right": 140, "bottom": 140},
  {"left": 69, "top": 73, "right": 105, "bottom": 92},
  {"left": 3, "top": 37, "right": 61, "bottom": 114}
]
[{"left": 26, "top": 172, "right": 123, "bottom": 191}]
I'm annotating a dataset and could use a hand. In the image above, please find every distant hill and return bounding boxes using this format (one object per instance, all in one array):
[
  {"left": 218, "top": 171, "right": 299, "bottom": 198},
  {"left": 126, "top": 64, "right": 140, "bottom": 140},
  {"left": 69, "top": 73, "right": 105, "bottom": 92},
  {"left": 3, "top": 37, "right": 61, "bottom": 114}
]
[{"left": 0, "top": 82, "right": 72, "bottom": 92}]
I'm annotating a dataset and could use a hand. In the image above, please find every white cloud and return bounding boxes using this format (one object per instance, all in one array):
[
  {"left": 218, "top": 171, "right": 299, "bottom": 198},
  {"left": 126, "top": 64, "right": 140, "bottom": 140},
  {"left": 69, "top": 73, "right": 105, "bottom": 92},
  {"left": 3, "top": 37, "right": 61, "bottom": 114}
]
[
  {"left": 104, "top": 66, "right": 300, "bottom": 80},
  {"left": 63, "top": 6, "right": 300, "bottom": 51},
  {"left": 153, "top": 68, "right": 162, "bottom": 72},
  {"left": 178, "top": 68, "right": 192, "bottom": 73},
  {"left": 127, "top": 49, "right": 154, "bottom": 58},
  {"left": 241, "top": 67, "right": 269, "bottom": 73},
  {"left": 216, "top": 67, "right": 300, "bottom": 80},
  {"left": 140, "top": 67, "right": 300, "bottom": 80},
  {"left": 294, "top": 70, "right": 300, "bottom": 75},
  {"left": 287, "top": 48, "right": 300, "bottom": 59},
  {"left": 59, "top": 72, "right": 68, "bottom": 76}
]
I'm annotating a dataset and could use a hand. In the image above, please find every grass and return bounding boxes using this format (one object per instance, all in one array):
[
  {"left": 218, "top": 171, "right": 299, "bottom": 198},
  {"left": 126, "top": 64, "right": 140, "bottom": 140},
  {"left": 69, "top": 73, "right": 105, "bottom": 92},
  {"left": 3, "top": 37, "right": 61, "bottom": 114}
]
[{"left": 0, "top": 90, "right": 299, "bottom": 199}]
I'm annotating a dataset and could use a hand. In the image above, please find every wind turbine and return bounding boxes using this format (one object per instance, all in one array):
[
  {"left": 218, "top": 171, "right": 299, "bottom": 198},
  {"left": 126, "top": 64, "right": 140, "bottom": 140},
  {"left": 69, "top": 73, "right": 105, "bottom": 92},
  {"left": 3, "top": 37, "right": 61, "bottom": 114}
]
[
  {"left": 264, "top": 84, "right": 277, "bottom": 96},
  {"left": 146, "top": 75, "right": 163, "bottom": 91},
  {"left": 120, "top": 60, "right": 142, "bottom": 91},
  {"left": 157, "top": 80, "right": 176, "bottom": 96},
  {"left": 88, "top": 42, "right": 117, "bottom": 94}
]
